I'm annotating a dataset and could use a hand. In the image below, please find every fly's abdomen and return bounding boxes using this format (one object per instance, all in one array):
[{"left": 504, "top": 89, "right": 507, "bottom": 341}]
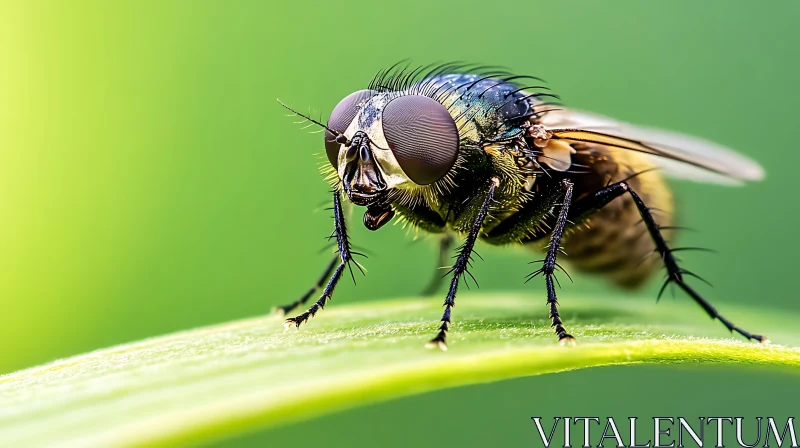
[{"left": 561, "top": 148, "right": 675, "bottom": 288}]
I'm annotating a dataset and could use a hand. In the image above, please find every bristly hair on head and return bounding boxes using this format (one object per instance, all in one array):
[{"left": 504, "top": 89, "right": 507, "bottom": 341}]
[{"left": 367, "top": 61, "right": 518, "bottom": 95}]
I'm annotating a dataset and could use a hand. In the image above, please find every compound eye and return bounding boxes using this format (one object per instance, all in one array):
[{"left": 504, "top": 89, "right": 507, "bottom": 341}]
[
  {"left": 324, "top": 89, "right": 376, "bottom": 167},
  {"left": 381, "top": 95, "right": 459, "bottom": 185}
]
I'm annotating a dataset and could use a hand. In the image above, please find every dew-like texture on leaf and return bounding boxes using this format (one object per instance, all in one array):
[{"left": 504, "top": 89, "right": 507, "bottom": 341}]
[{"left": 0, "top": 294, "right": 798, "bottom": 447}]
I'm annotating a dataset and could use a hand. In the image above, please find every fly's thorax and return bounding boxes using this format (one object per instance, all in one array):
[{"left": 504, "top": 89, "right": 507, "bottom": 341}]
[{"left": 423, "top": 74, "right": 535, "bottom": 142}]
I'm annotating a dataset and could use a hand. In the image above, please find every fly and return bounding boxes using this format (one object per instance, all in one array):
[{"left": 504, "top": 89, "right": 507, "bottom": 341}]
[{"left": 277, "top": 62, "right": 767, "bottom": 350}]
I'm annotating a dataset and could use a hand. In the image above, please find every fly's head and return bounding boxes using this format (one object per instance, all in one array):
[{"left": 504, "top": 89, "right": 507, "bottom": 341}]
[{"left": 322, "top": 90, "right": 460, "bottom": 229}]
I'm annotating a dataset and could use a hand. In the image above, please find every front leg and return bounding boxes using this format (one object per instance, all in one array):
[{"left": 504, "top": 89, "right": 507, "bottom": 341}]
[
  {"left": 426, "top": 178, "right": 498, "bottom": 350},
  {"left": 284, "top": 190, "right": 360, "bottom": 328},
  {"left": 275, "top": 255, "right": 338, "bottom": 315},
  {"left": 528, "top": 179, "right": 576, "bottom": 344}
]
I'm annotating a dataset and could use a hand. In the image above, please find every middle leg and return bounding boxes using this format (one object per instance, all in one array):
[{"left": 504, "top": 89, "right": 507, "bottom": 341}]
[
  {"left": 483, "top": 178, "right": 577, "bottom": 343},
  {"left": 528, "top": 179, "right": 576, "bottom": 344}
]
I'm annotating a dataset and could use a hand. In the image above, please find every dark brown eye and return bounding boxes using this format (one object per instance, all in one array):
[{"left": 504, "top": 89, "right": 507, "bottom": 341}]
[
  {"left": 381, "top": 95, "right": 458, "bottom": 185},
  {"left": 324, "top": 90, "right": 376, "bottom": 167}
]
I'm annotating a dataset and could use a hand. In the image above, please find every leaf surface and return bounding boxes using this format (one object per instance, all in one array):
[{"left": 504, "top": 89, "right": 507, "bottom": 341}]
[{"left": 1, "top": 294, "right": 798, "bottom": 447}]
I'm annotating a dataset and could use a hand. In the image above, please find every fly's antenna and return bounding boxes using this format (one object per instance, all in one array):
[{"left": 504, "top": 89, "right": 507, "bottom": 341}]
[{"left": 277, "top": 99, "right": 339, "bottom": 136}]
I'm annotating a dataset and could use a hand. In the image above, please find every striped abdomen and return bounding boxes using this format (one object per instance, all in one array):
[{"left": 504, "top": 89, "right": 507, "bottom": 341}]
[{"left": 560, "top": 145, "right": 675, "bottom": 288}]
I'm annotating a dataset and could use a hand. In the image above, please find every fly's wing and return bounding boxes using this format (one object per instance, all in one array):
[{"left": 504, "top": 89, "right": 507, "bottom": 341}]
[{"left": 540, "top": 109, "right": 764, "bottom": 186}]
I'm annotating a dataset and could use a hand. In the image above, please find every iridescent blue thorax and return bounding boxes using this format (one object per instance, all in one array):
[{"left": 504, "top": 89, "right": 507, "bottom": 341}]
[{"left": 419, "top": 73, "right": 536, "bottom": 143}]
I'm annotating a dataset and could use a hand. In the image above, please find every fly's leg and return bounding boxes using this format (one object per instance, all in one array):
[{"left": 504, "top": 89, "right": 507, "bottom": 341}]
[
  {"left": 528, "top": 179, "right": 576, "bottom": 344},
  {"left": 420, "top": 233, "right": 454, "bottom": 296},
  {"left": 275, "top": 256, "right": 338, "bottom": 315},
  {"left": 568, "top": 181, "right": 767, "bottom": 343},
  {"left": 426, "top": 178, "right": 497, "bottom": 350},
  {"left": 284, "top": 190, "right": 362, "bottom": 328}
]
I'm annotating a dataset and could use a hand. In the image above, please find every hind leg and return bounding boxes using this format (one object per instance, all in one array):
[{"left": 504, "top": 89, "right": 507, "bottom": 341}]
[{"left": 566, "top": 181, "right": 766, "bottom": 342}]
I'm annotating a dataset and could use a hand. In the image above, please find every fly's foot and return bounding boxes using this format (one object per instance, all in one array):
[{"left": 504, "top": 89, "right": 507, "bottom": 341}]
[
  {"left": 283, "top": 294, "right": 331, "bottom": 330},
  {"left": 425, "top": 331, "right": 448, "bottom": 351},
  {"left": 552, "top": 317, "right": 574, "bottom": 345},
  {"left": 558, "top": 333, "right": 576, "bottom": 346},
  {"left": 282, "top": 317, "right": 299, "bottom": 329},
  {"left": 283, "top": 311, "right": 311, "bottom": 329}
]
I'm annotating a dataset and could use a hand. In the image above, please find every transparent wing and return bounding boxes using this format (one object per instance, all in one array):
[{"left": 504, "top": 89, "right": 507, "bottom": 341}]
[{"left": 540, "top": 109, "right": 764, "bottom": 186}]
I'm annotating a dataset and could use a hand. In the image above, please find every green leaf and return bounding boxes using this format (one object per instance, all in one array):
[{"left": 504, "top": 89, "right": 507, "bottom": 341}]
[{"left": 1, "top": 294, "right": 798, "bottom": 447}]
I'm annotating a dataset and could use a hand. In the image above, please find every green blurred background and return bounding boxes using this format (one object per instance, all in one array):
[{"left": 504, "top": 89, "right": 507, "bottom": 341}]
[{"left": 1, "top": 0, "right": 798, "bottom": 446}]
